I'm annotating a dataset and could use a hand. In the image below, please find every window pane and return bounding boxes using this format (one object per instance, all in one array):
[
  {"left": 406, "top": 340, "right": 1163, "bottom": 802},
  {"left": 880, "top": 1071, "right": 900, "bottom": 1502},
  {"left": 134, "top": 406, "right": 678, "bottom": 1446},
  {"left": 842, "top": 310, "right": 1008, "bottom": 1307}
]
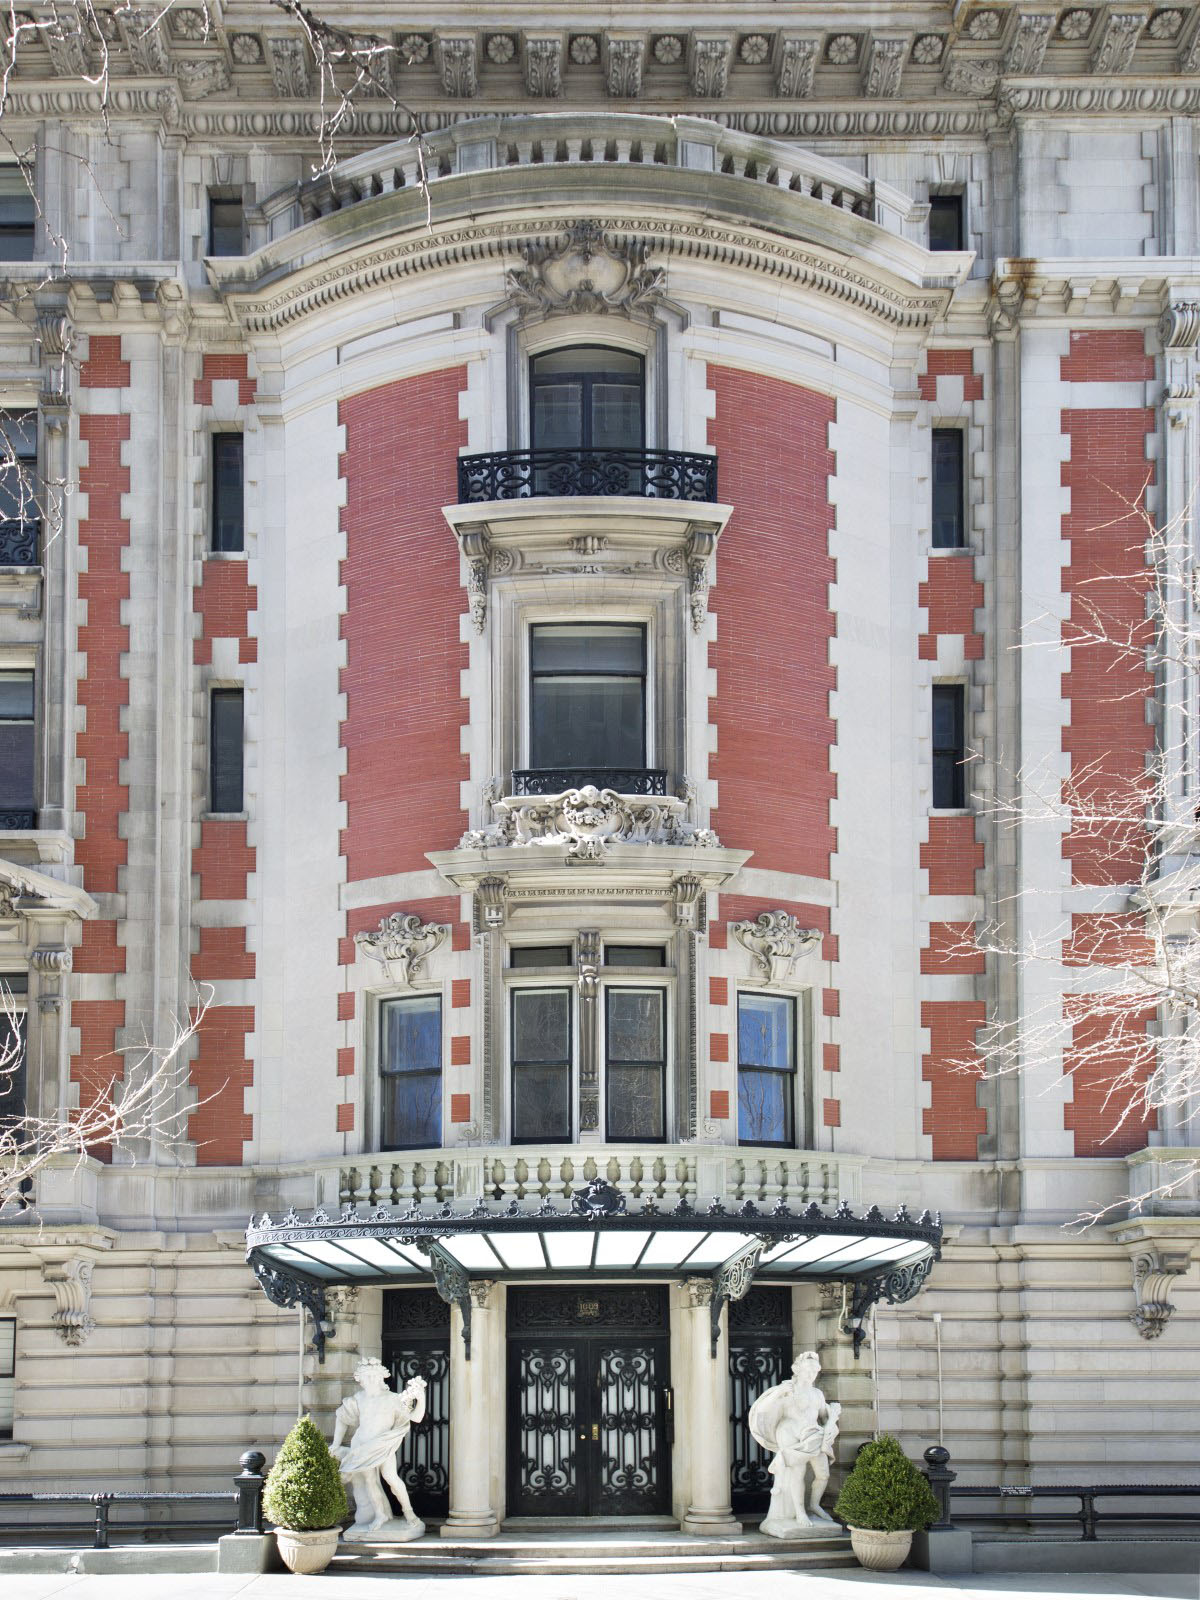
[
  {"left": 382, "top": 1072, "right": 441, "bottom": 1149},
  {"left": 533, "top": 347, "right": 642, "bottom": 378},
  {"left": 509, "top": 946, "right": 574, "bottom": 968},
  {"left": 604, "top": 946, "right": 666, "bottom": 967},
  {"left": 513, "top": 1062, "right": 571, "bottom": 1141},
  {"left": 0, "top": 1315, "right": 13, "bottom": 1439},
  {"left": 737, "top": 995, "right": 794, "bottom": 1070},
  {"left": 0, "top": 416, "right": 37, "bottom": 523},
  {"left": 607, "top": 1063, "right": 663, "bottom": 1141},
  {"left": 0, "top": 1011, "right": 26, "bottom": 1125},
  {"left": 532, "top": 382, "right": 583, "bottom": 450},
  {"left": 606, "top": 989, "right": 664, "bottom": 1064},
  {"left": 590, "top": 382, "right": 642, "bottom": 449},
  {"left": 512, "top": 988, "right": 570, "bottom": 1064},
  {"left": 932, "top": 685, "right": 966, "bottom": 808},
  {"left": 530, "top": 623, "right": 644, "bottom": 675},
  {"left": 738, "top": 1068, "right": 790, "bottom": 1146},
  {"left": 212, "top": 434, "right": 244, "bottom": 553},
  {"left": 0, "top": 169, "right": 34, "bottom": 262},
  {"left": 932, "top": 430, "right": 964, "bottom": 549},
  {"left": 0, "top": 672, "right": 34, "bottom": 720},
  {"left": 210, "top": 689, "right": 244, "bottom": 813},
  {"left": 382, "top": 995, "right": 442, "bottom": 1074},
  {"left": 530, "top": 677, "right": 644, "bottom": 768},
  {"left": 0, "top": 719, "right": 34, "bottom": 813}
]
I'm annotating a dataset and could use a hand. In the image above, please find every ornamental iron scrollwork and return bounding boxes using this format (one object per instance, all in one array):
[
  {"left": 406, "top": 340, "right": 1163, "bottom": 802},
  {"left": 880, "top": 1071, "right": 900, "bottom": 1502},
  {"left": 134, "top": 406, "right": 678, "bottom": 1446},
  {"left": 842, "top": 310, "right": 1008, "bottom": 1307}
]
[
  {"left": 419, "top": 1239, "right": 473, "bottom": 1359},
  {"left": 456, "top": 447, "right": 716, "bottom": 505},
  {"left": 709, "top": 1236, "right": 770, "bottom": 1357},
  {"left": 570, "top": 1177, "right": 627, "bottom": 1217},
  {"left": 512, "top": 767, "right": 667, "bottom": 797},
  {"left": 0, "top": 519, "right": 38, "bottom": 567},
  {"left": 841, "top": 1255, "right": 938, "bottom": 1359},
  {"left": 252, "top": 1257, "right": 330, "bottom": 1363}
]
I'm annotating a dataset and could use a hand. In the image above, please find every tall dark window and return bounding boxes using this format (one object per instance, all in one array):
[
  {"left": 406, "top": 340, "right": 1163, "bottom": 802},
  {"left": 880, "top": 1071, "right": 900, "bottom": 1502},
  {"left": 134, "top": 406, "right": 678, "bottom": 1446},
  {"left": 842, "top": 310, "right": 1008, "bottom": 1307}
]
[
  {"left": 0, "top": 672, "right": 35, "bottom": 829},
  {"left": 511, "top": 988, "right": 572, "bottom": 1143},
  {"left": 928, "top": 194, "right": 964, "bottom": 252},
  {"left": 209, "top": 688, "right": 244, "bottom": 814},
  {"left": 0, "top": 168, "right": 35, "bottom": 261},
  {"left": 0, "top": 974, "right": 27, "bottom": 1134},
  {"left": 605, "top": 987, "right": 666, "bottom": 1141},
  {"left": 530, "top": 347, "right": 644, "bottom": 450},
  {"left": 208, "top": 194, "right": 244, "bottom": 256},
  {"left": 932, "top": 684, "right": 966, "bottom": 809},
  {"left": 529, "top": 622, "right": 646, "bottom": 776},
  {"left": 737, "top": 993, "right": 796, "bottom": 1148},
  {"left": 932, "top": 429, "right": 965, "bottom": 549},
  {"left": 380, "top": 994, "right": 442, "bottom": 1149},
  {"left": 0, "top": 1315, "right": 13, "bottom": 1439},
  {"left": 211, "top": 434, "right": 244, "bottom": 553},
  {"left": 0, "top": 413, "right": 38, "bottom": 567}
]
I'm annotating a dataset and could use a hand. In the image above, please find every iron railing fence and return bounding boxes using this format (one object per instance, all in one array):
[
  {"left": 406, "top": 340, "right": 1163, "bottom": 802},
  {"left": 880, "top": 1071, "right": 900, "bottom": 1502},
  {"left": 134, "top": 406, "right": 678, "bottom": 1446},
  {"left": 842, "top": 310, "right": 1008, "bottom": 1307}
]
[
  {"left": 456, "top": 447, "right": 717, "bottom": 504},
  {"left": 0, "top": 518, "right": 38, "bottom": 566},
  {"left": 510, "top": 767, "right": 668, "bottom": 797}
]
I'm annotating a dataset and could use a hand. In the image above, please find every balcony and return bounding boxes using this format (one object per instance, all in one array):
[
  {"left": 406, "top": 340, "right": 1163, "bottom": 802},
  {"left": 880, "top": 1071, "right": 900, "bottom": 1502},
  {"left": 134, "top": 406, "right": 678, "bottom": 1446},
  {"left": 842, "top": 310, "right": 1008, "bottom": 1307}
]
[
  {"left": 0, "top": 518, "right": 37, "bottom": 567},
  {"left": 511, "top": 767, "right": 667, "bottom": 798},
  {"left": 457, "top": 447, "right": 717, "bottom": 505},
  {"left": 0, "top": 808, "right": 36, "bottom": 829}
]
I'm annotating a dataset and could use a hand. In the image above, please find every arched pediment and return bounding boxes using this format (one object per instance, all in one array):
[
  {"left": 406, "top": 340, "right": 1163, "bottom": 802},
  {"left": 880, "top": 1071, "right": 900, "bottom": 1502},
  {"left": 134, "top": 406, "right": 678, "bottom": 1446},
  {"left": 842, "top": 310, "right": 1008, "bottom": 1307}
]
[{"left": 213, "top": 113, "right": 970, "bottom": 334}]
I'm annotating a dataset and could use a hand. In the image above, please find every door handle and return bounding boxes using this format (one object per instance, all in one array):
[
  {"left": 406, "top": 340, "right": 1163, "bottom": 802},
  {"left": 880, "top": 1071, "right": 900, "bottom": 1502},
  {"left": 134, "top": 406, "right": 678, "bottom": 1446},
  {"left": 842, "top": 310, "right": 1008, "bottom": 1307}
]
[{"left": 590, "top": 1423, "right": 599, "bottom": 1442}]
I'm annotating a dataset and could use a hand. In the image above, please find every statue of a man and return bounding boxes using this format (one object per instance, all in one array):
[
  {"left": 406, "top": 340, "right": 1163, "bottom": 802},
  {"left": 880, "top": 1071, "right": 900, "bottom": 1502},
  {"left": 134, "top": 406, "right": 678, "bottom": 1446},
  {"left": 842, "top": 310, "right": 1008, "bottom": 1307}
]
[
  {"left": 747, "top": 1350, "right": 841, "bottom": 1538},
  {"left": 330, "top": 1357, "right": 427, "bottom": 1542}
]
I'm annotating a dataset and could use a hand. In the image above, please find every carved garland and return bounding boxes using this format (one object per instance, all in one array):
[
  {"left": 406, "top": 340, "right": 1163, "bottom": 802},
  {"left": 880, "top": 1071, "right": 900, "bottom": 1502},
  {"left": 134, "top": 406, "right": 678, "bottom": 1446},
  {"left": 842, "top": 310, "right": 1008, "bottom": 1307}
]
[{"left": 731, "top": 911, "right": 822, "bottom": 985}]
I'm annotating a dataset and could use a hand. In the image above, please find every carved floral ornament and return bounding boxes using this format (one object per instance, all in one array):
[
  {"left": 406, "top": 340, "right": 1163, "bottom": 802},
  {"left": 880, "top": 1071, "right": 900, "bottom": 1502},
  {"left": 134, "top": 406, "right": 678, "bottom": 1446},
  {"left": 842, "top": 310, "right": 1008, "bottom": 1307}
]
[
  {"left": 460, "top": 786, "right": 721, "bottom": 863},
  {"left": 732, "top": 911, "right": 823, "bottom": 984},
  {"left": 354, "top": 914, "right": 449, "bottom": 986},
  {"left": 505, "top": 221, "right": 666, "bottom": 318}
]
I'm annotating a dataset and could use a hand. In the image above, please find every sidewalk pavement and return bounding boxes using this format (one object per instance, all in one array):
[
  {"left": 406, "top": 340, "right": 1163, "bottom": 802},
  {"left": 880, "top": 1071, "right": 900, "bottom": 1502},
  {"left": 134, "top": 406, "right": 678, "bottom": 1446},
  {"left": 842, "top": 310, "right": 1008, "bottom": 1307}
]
[{"left": 3, "top": 1568, "right": 1198, "bottom": 1600}]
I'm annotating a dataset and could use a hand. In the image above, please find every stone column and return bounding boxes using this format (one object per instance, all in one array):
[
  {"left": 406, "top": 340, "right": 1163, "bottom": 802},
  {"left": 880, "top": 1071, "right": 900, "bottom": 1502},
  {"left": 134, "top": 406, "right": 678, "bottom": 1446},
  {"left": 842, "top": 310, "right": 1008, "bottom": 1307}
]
[
  {"left": 442, "top": 1280, "right": 501, "bottom": 1538},
  {"left": 677, "top": 1278, "right": 741, "bottom": 1536}
]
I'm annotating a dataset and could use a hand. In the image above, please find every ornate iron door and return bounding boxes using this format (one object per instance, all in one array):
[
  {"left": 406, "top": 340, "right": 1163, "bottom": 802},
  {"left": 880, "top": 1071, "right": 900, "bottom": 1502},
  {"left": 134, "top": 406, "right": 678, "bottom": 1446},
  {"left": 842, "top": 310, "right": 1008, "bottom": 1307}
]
[
  {"left": 382, "top": 1289, "right": 450, "bottom": 1519},
  {"left": 507, "top": 1287, "right": 670, "bottom": 1517},
  {"left": 729, "top": 1286, "right": 793, "bottom": 1516}
]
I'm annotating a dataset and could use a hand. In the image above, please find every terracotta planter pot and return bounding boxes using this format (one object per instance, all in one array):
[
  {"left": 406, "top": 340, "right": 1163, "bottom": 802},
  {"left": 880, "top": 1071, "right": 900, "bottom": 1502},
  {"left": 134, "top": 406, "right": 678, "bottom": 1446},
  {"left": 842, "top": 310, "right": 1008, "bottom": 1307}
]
[
  {"left": 847, "top": 1527, "right": 913, "bottom": 1571},
  {"left": 274, "top": 1525, "right": 341, "bottom": 1575}
]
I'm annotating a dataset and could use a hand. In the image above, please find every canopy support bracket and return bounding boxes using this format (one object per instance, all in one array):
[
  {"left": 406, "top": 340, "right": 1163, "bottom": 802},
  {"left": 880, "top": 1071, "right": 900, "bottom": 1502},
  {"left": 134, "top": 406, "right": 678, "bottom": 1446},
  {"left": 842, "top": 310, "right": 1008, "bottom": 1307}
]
[
  {"left": 251, "top": 1256, "right": 329, "bottom": 1364},
  {"left": 421, "top": 1239, "right": 473, "bottom": 1358},
  {"left": 709, "top": 1236, "right": 768, "bottom": 1357}
]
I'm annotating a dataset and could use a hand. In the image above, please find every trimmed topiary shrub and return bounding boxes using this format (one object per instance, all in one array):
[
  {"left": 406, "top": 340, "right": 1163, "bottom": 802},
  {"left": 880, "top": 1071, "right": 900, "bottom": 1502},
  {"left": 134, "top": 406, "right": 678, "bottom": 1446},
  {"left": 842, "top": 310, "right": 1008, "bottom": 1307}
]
[
  {"left": 833, "top": 1435, "right": 940, "bottom": 1533},
  {"left": 263, "top": 1415, "right": 349, "bottom": 1532}
]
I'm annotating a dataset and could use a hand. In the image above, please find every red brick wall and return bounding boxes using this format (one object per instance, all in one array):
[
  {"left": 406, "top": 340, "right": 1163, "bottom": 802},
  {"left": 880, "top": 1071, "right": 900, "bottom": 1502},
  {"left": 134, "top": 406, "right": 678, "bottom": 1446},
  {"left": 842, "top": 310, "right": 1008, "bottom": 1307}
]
[
  {"left": 707, "top": 368, "right": 836, "bottom": 879},
  {"left": 920, "top": 816, "right": 983, "bottom": 896},
  {"left": 918, "top": 555, "right": 984, "bottom": 660},
  {"left": 1060, "top": 330, "right": 1153, "bottom": 384},
  {"left": 1063, "top": 1005, "right": 1157, "bottom": 1156},
  {"left": 187, "top": 1004, "right": 255, "bottom": 1164},
  {"left": 194, "top": 352, "right": 257, "bottom": 407},
  {"left": 194, "top": 560, "right": 257, "bottom": 665},
  {"left": 71, "top": 337, "right": 132, "bottom": 1153},
  {"left": 338, "top": 370, "right": 468, "bottom": 884},
  {"left": 921, "top": 1000, "right": 987, "bottom": 1159},
  {"left": 918, "top": 348, "right": 983, "bottom": 403},
  {"left": 921, "top": 922, "right": 984, "bottom": 975}
]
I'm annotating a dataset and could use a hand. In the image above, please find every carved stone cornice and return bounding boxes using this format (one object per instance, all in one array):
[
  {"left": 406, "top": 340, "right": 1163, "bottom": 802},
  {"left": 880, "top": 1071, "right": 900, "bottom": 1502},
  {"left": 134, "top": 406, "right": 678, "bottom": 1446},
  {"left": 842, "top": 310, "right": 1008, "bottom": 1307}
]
[
  {"left": 604, "top": 37, "right": 644, "bottom": 100},
  {"left": 1004, "top": 13, "right": 1055, "bottom": 75},
  {"left": 436, "top": 34, "right": 478, "bottom": 98},
  {"left": 862, "top": 37, "right": 907, "bottom": 99},
  {"left": 40, "top": 1255, "right": 95, "bottom": 1347},
  {"left": 1159, "top": 302, "right": 1200, "bottom": 350},
  {"left": 523, "top": 37, "right": 562, "bottom": 99},
  {"left": 32, "top": 945, "right": 71, "bottom": 1014},
  {"left": 732, "top": 911, "right": 823, "bottom": 985},
  {"left": 689, "top": 36, "right": 731, "bottom": 98},
  {"left": 354, "top": 913, "right": 449, "bottom": 985},
  {"left": 1091, "top": 10, "right": 1149, "bottom": 75},
  {"left": 504, "top": 220, "right": 665, "bottom": 319},
  {"left": 776, "top": 37, "right": 818, "bottom": 99},
  {"left": 266, "top": 35, "right": 312, "bottom": 98}
]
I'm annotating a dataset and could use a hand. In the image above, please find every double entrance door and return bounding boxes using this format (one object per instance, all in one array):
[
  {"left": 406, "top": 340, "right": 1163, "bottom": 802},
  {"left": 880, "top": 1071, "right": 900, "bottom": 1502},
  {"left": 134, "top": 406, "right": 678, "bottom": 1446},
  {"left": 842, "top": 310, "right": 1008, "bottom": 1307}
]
[{"left": 507, "top": 1286, "right": 671, "bottom": 1518}]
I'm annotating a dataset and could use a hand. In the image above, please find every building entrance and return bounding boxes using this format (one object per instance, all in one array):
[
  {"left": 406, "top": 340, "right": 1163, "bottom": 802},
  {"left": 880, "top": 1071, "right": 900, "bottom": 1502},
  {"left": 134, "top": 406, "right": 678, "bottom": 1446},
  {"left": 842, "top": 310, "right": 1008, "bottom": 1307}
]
[
  {"left": 506, "top": 1286, "right": 671, "bottom": 1517},
  {"left": 381, "top": 1288, "right": 451, "bottom": 1519}
]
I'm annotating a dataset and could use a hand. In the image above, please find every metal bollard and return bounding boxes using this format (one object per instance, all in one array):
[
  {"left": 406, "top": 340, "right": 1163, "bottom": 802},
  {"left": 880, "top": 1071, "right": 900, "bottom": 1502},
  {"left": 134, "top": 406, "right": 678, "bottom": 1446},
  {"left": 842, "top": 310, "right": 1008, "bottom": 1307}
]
[
  {"left": 922, "top": 1444, "right": 957, "bottom": 1531},
  {"left": 91, "top": 1493, "right": 112, "bottom": 1550},
  {"left": 234, "top": 1450, "right": 266, "bottom": 1535}
]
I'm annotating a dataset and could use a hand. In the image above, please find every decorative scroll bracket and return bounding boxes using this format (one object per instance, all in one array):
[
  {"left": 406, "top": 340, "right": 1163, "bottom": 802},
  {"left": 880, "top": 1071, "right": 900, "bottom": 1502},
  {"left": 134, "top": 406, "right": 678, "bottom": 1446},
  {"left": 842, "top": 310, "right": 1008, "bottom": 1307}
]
[
  {"left": 421, "top": 1239, "right": 473, "bottom": 1358},
  {"left": 842, "top": 1254, "right": 938, "bottom": 1359},
  {"left": 41, "top": 1256, "right": 95, "bottom": 1347},
  {"left": 354, "top": 914, "right": 450, "bottom": 987},
  {"left": 731, "top": 911, "right": 822, "bottom": 985},
  {"left": 709, "top": 1236, "right": 768, "bottom": 1357},
  {"left": 1131, "top": 1247, "right": 1191, "bottom": 1339},
  {"left": 252, "top": 1257, "right": 329, "bottom": 1363}
]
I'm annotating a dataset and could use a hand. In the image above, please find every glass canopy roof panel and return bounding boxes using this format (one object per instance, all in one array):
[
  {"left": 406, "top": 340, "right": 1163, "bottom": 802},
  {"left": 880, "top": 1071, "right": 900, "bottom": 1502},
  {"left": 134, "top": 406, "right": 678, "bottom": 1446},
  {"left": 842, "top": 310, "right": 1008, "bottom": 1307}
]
[
  {"left": 593, "top": 1230, "right": 655, "bottom": 1268},
  {"left": 544, "top": 1232, "right": 596, "bottom": 1269},
  {"left": 436, "top": 1234, "right": 505, "bottom": 1272},
  {"left": 333, "top": 1238, "right": 426, "bottom": 1273},
  {"left": 283, "top": 1238, "right": 394, "bottom": 1274},
  {"left": 266, "top": 1245, "right": 345, "bottom": 1280},
  {"left": 677, "top": 1231, "right": 760, "bottom": 1269},
  {"left": 486, "top": 1232, "right": 548, "bottom": 1271},
  {"left": 780, "top": 1236, "right": 926, "bottom": 1274},
  {"left": 639, "top": 1230, "right": 708, "bottom": 1266}
]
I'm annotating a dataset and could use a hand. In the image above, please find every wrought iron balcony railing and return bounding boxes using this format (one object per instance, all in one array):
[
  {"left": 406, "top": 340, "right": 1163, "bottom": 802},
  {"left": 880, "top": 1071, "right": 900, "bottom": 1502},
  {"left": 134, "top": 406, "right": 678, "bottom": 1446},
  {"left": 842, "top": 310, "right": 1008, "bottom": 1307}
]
[
  {"left": 457, "top": 448, "right": 717, "bottom": 504},
  {"left": 0, "top": 519, "right": 38, "bottom": 566},
  {"left": 511, "top": 767, "right": 667, "bottom": 797},
  {"left": 0, "top": 808, "right": 36, "bottom": 829}
]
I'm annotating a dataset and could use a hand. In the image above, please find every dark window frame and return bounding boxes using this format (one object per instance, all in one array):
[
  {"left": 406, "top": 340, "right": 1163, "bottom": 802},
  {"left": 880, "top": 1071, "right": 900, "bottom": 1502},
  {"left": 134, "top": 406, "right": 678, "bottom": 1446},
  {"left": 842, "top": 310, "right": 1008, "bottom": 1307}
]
[
  {"left": 211, "top": 433, "right": 245, "bottom": 553},
  {"left": 0, "top": 668, "right": 36, "bottom": 827},
  {"left": 932, "top": 683, "right": 967, "bottom": 809},
  {"left": 379, "top": 992, "right": 443, "bottom": 1152},
  {"left": 931, "top": 428, "right": 966, "bottom": 550},
  {"left": 928, "top": 192, "right": 965, "bottom": 253},
  {"left": 603, "top": 983, "right": 667, "bottom": 1143},
  {"left": 510, "top": 984, "right": 573, "bottom": 1145},
  {"left": 209, "top": 687, "right": 244, "bottom": 815},
  {"left": 528, "top": 620, "right": 648, "bottom": 772},
  {"left": 208, "top": 192, "right": 244, "bottom": 257},
  {"left": 736, "top": 991, "right": 798, "bottom": 1150},
  {"left": 529, "top": 345, "right": 646, "bottom": 451},
  {"left": 0, "top": 974, "right": 28, "bottom": 1131},
  {"left": 0, "top": 166, "right": 35, "bottom": 263},
  {"left": 0, "top": 1313, "right": 14, "bottom": 1440}
]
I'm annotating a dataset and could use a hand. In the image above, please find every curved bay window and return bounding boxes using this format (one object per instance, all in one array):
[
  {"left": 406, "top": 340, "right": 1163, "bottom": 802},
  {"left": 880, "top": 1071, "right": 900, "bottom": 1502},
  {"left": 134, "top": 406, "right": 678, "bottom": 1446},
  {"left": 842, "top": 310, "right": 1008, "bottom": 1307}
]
[{"left": 380, "top": 994, "right": 442, "bottom": 1150}]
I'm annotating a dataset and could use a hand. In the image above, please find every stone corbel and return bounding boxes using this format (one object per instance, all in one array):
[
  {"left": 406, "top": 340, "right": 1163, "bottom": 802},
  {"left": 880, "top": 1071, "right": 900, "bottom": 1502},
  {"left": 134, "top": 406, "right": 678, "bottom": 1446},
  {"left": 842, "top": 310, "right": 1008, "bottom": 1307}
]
[
  {"left": 731, "top": 911, "right": 822, "bottom": 985},
  {"left": 354, "top": 914, "right": 449, "bottom": 986},
  {"left": 1130, "top": 1247, "right": 1190, "bottom": 1339},
  {"left": 472, "top": 875, "right": 507, "bottom": 934},
  {"left": 460, "top": 529, "right": 490, "bottom": 634},
  {"left": 42, "top": 1256, "right": 95, "bottom": 1347},
  {"left": 32, "top": 945, "right": 71, "bottom": 1014},
  {"left": 672, "top": 874, "right": 706, "bottom": 931},
  {"left": 686, "top": 527, "right": 719, "bottom": 632},
  {"left": 35, "top": 305, "right": 73, "bottom": 419}
]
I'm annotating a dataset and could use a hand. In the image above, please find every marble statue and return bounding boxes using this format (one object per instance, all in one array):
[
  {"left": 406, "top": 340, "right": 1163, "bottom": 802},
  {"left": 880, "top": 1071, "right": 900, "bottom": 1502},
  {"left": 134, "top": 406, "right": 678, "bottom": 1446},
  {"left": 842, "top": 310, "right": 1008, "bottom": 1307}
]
[
  {"left": 330, "top": 1357, "right": 427, "bottom": 1542},
  {"left": 746, "top": 1350, "right": 841, "bottom": 1537}
]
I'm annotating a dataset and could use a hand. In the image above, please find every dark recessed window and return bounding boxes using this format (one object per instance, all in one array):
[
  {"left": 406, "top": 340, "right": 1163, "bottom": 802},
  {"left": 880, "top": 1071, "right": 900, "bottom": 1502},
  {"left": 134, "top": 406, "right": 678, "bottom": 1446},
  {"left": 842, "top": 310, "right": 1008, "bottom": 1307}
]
[
  {"left": 604, "top": 946, "right": 667, "bottom": 967},
  {"left": 0, "top": 982, "right": 26, "bottom": 1130},
  {"left": 932, "top": 429, "right": 965, "bottom": 549},
  {"left": 380, "top": 993, "right": 442, "bottom": 1150},
  {"left": 530, "top": 346, "right": 644, "bottom": 451},
  {"left": 529, "top": 622, "right": 646, "bottom": 774},
  {"left": 208, "top": 194, "right": 244, "bottom": 256},
  {"left": 211, "top": 434, "right": 244, "bottom": 553},
  {"left": 605, "top": 987, "right": 666, "bottom": 1141},
  {"left": 511, "top": 987, "right": 572, "bottom": 1143},
  {"left": 209, "top": 688, "right": 244, "bottom": 814},
  {"left": 0, "top": 672, "right": 35, "bottom": 829},
  {"left": 928, "top": 194, "right": 964, "bottom": 253},
  {"left": 0, "top": 413, "right": 38, "bottom": 566},
  {"left": 932, "top": 684, "right": 966, "bottom": 809},
  {"left": 509, "top": 946, "right": 574, "bottom": 968},
  {"left": 737, "top": 993, "right": 796, "bottom": 1148},
  {"left": 0, "top": 1316, "right": 14, "bottom": 1439},
  {"left": 0, "top": 168, "right": 35, "bottom": 262}
]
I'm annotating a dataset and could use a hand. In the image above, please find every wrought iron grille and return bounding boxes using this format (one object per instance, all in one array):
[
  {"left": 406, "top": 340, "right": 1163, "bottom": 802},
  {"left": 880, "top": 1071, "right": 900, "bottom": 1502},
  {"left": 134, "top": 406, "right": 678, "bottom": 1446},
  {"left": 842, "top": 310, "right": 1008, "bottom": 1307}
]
[
  {"left": 510, "top": 767, "right": 667, "bottom": 798},
  {"left": 512, "top": 1344, "right": 578, "bottom": 1514},
  {"left": 383, "top": 1289, "right": 450, "bottom": 1519},
  {"left": 0, "top": 520, "right": 37, "bottom": 567},
  {"left": 729, "top": 1286, "right": 793, "bottom": 1516},
  {"left": 0, "top": 809, "right": 35, "bottom": 830},
  {"left": 456, "top": 448, "right": 717, "bottom": 504},
  {"left": 595, "top": 1342, "right": 663, "bottom": 1516}
]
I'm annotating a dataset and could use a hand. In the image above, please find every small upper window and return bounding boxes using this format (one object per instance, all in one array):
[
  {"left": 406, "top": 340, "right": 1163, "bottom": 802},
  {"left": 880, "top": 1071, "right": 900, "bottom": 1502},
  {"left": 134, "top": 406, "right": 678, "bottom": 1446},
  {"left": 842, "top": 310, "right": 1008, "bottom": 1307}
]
[
  {"left": 928, "top": 194, "right": 964, "bottom": 253},
  {"left": 209, "top": 688, "right": 244, "bottom": 814},
  {"left": 380, "top": 993, "right": 442, "bottom": 1150},
  {"left": 0, "top": 672, "right": 35, "bottom": 829},
  {"left": 509, "top": 946, "right": 574, "bottom": 968},
  {"left": 211, "top": 434, "right": 244, "bottom": 553},
  {"left": 530, "top": 347, "right": 644, "bottom": 452},
  {"left": 737, "top": 993, "right": 796, "bottom": 1148},
  {"left": 0, "top": 168, "right": 35, "bottom": 262},
  {"left": 932, "top": 684, "right": 966, "bottom": 809},
  {"left": 931, "top": 429, "right": 965, "bottom": 549},
  {"left": 0, "top": 973, "right": 27, "bottom": 1131},
  {"left": 208, "top": 194, "right": 244, "bottom": 257},
  {"left": 604, "top": 946, "right": 667, "bottom": 967}
]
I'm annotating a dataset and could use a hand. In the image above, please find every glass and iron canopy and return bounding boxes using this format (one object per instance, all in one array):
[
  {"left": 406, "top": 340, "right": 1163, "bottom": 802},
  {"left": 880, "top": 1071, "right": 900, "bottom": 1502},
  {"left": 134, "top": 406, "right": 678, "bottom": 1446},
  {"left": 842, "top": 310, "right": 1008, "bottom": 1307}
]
[{"left": 246, "top": 1181, "right": 941, "bottom": 1362}]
